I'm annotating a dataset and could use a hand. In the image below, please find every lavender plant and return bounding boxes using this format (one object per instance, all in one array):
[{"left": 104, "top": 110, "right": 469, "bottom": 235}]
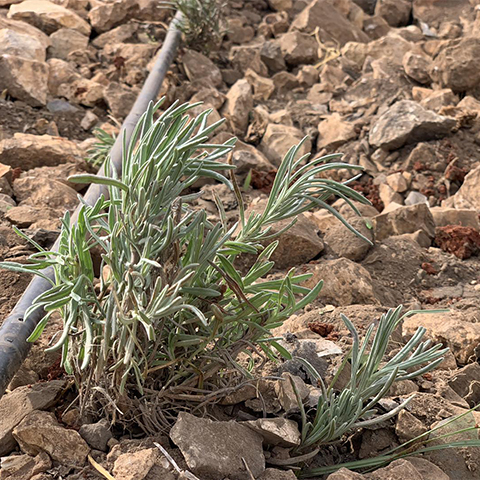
[
  {"left": 0, "top": 100, "right": 369, "bottom": 422},
  {"left": 291, "top": 307, "right": 448, "bottom": 454},
  {"left": 163, "top": 0, "right": 225, "bottom": 52}
]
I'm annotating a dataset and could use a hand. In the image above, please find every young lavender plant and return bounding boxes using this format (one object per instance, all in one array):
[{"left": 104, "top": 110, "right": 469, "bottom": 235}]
[
  {"left": 162, "top": 0, "right": 225, "bottom": 52},
  {"left": 86, "top": 127, "right": 116, "bottom": 169},
  {"left": 0, "top": 100, "right": 370, "bottom": 424},
  {"left": 291, "top": 306, "right": 448, "bottom": 455}
]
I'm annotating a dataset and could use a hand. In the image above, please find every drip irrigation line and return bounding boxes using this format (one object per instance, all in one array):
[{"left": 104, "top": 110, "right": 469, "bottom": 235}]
[{"left": 0, "top": 10, "right": 184, "bottom": 398}]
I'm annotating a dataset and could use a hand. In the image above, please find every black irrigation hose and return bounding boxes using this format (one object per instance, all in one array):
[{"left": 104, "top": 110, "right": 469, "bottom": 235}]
[{"left": 0, "top": 10, "right": 184, "bottom": 399}]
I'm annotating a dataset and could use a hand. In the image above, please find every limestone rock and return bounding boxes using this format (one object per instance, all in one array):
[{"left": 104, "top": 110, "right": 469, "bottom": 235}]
[
  {"left": 226, "top": 18, "right": 255, "bottom": 45},
  {"left": 275, "top": 373, "right": 310, "bottom": 412},
  {"left": 14, "top": 175, "right": 79, "bottom": 211},
  {"left": 317, "top": 113, "right": 357, "bottom": 151},
  {"left": 406, "top": 458, "right": 450, "bottom": 480},
  {"left": 375, "top": 0, "right": 412, "bottom": 27},
  {"left": 0, "top": 28, "right": 47, "bottom": 62},
  {"left": 431, "top": 37, "right": 480, "bottom": 92},
  {"left": 182, "top": 49, "right": 222, "bottom": 88},
  {"left": 223, "top": 69, "right": 248, "bottom": 86},
  {"left": 386, "top": 172, "right": 408, "bottom": 193},
  {"left": 245, "top": 68, "right": 275, "bottom": 101},
  {"left": 369, "top": 100, "right": 455, "bottom": 150},
  {"left": 0, "top": 451, "right": 51, "bottom": 480},
  {"left": 303, "top": 258, "right": 378, "bottom": 305},
  {"left": 326, "top": 458, "right": 449, "bottom": 480},
  {"left": 13, "top": 410, "right": 89, "bottom": 466},
  {"left": 327, "top": 468, "right": 365, "bottom": 480},
  {"left": 260, "top": 40, "right": 286, "bottom": 74},
  {"left": 297, "top": 65, "right": 319, "bottom": 88},
  {"left": 374, "top": 203, "right": 435, "bottom": 241},
  {"left": 403, "top": 52, "right": 431, "bottom": 84},
  {"left": 327, "top": 468, "right": 365, "bottom": 479},
  {"left": 272, "top": 71, "right": 300, "bottom": 92},
  {"left": 0, "top": 380, "right": 65, "bottom": 456},
  {"left": 5, "top": 205, "right": 43, "bottom": 227},
  {"left": 8, "top": 367, "right": 39, "bottom": 391},
  {"left": 270, "top": 108, "right": 293, "bottom": 125},
  {"left": 26, "top": 162, "right": 87, "bottom": 193},
  {"left": 231, "top": 143, "right": 274, "bottom": 177},
  {"left": 342, "top": 34, "right": 413, "bottom": 69},
  {"left": 420, "top": 89, "right": 458, "bottom": 112},
  {"left": 362, "top": 14, "right": 391, "bottom": 39},
  {"left": 430, "top": 207, "right": 480, "bottom": 230},
  {"left": 395, "top": 410, "right": 427, "bottom": 443},
  {"left": 58, "top": 76, "right": 105, "bottom": 107},
  {"left": 245, "top": 197, "right": 324, "bottom": 269},
  {"left": 324, "top": 217, "right": 374, "bottom": 262},
  {"left": 245, "top": 417, "right": 301, "bottom": 447},
  {"left": 88, "top": 0, "right": 136, "bottom": 33},
  {"left": 105, "top": 42, "right": 158, "bottom": 71},
  {"left": 259, "top": 211, "right": 323, "bottom": 266},
  {"left": 267, "top": 0, "right": 292, "bottom": 11},
  {"left": 230, "top": 43, "right": 268, "bottom": 76},
  {"left": 190, "top": 87, "right": 225, "bottom": 110},
  {"left": 0, "top": 133, "right": 84, "bottom": 170},
  {"left": 258, "top": 470, "right": 297, "bottom": 480},
  {"left": 47, "top": 57, "right": 77, "bottom": 95},
  {"left": 403, "top": 311, "right": 480, "bottom": 364},
  {"left": 379, "top": 184, "right": 403, "bottom": 208},
  {"left": 8, "top": 0, "right": 91, "bottom": 36},
  {"left": 212, "top": 133, "right": 274, "bottom": 180},
  {"left": 0, "top": 54, "right": 49, "bottom": 106},
  {"left": 389, "top": 379, "right": 418, "bottom": 397},
  {"left": 424, "top": 415, "right": 480, "bottom": 480},
  {"left": 0, "top": 170, "right": 14, "bottom": 197},
  {"left": 371, "top": 459, "right": 433, "bottom": 480},
  {"left": 245, "top": 380, "right": 282, "bottom": 414},
  {"left": 221, "top": 79, "right": 253, "bottom": 137},
  {"left": 113, "top": 447, "right": 176, "bottom": 480},
  {"left": 451, "top": 165, "right": 480, "bottom": 211},
  {"left": 91, "top": 23, "right": 138, "bottom": 49},
  {"left": 48, "top": 28, "right": 88, "bottom": 60},
  {"left": 170, "top": 412, "right": 265, "bottom": 480},
  {"left": 260, "top": 123, "right": 311, "bottom": 166},
  {"left": 456, "top": 95, "right": 480, "bottom": 111},
  {"left": 104, "top": 82, "right": 136, "bottom": 120},
  {"left": 0, "top": 15, "right": 50, "bottom": 52},
  {"left": 246, "top": 104, "right": 269, "bottom": 142},
  {"left": 448, "top": 363, "right": 480, "bottom": 403},
  {"left": 405, "top": 191, "right": 428, "bottom": 206},
  {"left": 378, "top": 459, "right": 426, "bottom": 479},
  {"left": 258, "top": 11, "right": 290, "bottom": 38},
  {"left": 187, "top": 106, "right": 225, "bottom": 139},
  {"left": 78, "top": 419, "right": 112, "bottom": 452},
  {"left": 0, "top": 163, "right": 13, "bottom": 185},
  {"left": 134, "top": 0, "right": 170, "bottom": 22},
  {"left": 412, "top": 0, "right": 472, "bottom": 27},
  {"left": 278, "top": 31, "right": 319, "bottom": 66},
  {"left": 291, "top": 0, "right": 368, "bottom": 45},
  {"left": 80, "top": 110, "right": 99, "bottom": 131}
]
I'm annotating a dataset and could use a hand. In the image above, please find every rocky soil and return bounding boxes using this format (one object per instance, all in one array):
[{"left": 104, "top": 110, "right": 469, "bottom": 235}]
[{"left": 1, "top": 0, "right": 480, "bottom": 479}]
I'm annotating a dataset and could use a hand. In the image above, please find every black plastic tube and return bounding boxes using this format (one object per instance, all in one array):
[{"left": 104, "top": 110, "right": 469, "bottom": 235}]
[{"left": 0, "top": 10, "right": 184, "bottom": 398}]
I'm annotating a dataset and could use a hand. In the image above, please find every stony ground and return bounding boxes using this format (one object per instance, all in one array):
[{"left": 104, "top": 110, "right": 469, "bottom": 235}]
[{"left": 1, "top": 0, "right": 480, "bottom": 479}]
